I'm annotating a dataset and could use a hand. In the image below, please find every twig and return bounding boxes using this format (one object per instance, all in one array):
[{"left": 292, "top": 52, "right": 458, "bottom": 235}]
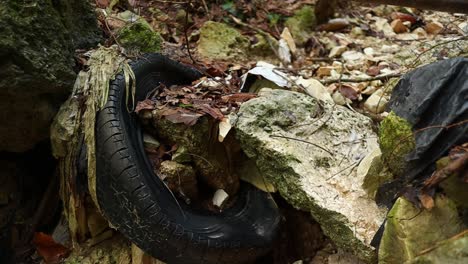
[
  {"left": 103, "top": 17, "right": 123, "bottom": 49},
  {"left": 229, "top": 15, "right": 279, "bottom": 57},
  {"left": 417, "top": 229, "right": 468, "bottom": 256},
  {"left": 326, "top": 157, "right": 364, "bottom": 180},
  {"left": 321, "top": 73, "right": 402, "bottom": 85},
  {"left": 184, "top": 1, "right": 196, "bottom": 64},
  {"left": 201, "top": 0, "right": 210, "bottom": 18},
  {"left": 270, "top": 134, "right": 334, "bottom": 156},
  {"left": 410, "top": 36, "right": 468, "bottom": 68},
  {"left": 423, "top": 151, "right": 468, "bottom": 188}
]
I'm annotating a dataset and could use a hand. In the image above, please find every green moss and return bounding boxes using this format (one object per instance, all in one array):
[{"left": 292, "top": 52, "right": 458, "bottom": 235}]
[
  {"left": 197, "top": 21, "right": 249, "bottom": 61},
  {"left": 285, "top": 5, "right": 316, "bottom": 45},
  {"left": 379, "top": 195, "right": 465, "bottom": 264},
  {"left": 118, "top": 22, "right": 162, "bottom": 53},
  {"left": 379, "top": 112, "right": 415, "bottom": 177}
]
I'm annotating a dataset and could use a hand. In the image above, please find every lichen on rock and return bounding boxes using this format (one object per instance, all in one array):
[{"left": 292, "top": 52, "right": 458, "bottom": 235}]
[{"left": 197, "top": 21, "right": 250, "bottom": 61}]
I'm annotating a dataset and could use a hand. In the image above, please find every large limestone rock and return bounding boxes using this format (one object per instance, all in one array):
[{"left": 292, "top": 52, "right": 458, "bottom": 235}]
[
  {"left": 0, "top": 1, "right": 100, "bottom": 152},
  {"left": 235, "top": 88, "right": 386, "bottom": 262}
]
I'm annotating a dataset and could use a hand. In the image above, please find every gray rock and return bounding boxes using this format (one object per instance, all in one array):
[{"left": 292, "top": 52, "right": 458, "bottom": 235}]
[
  {"left": 235, "top": 88, "right": 386, "bottom": 262},
  {"left": 0, "top": 1, "right": 100, "bottom": 152},
  {"left": 197, "top": 21, "right": 249, "bottom": 61}
]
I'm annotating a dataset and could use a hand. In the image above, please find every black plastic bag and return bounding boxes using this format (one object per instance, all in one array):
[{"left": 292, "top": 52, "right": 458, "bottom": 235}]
[{"left": 376, "top": 58, "right": 468, "bottom": 207}]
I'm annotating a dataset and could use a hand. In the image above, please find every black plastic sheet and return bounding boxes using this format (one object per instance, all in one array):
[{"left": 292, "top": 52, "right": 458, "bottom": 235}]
[{"left": 376, "top": 58, "right": 468, "bottom": 207}]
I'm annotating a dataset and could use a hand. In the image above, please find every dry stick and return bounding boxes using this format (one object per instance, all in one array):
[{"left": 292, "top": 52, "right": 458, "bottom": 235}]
[
  {"left": 326, "top": 157, "right": 364, "bottom": 181},
  {"left": 184, "top": 1, "right": 196, "bottom": 65},
  {"left": 104, "top": 17, "right": 123, "bottom": 49},
  {"left": 423, "top": 151, "right": 468, "bottom": 188},
  {"left": 409, "top": 36, "right": 468, "bottom": 68},
  {"left": 270, "top": 134, "right": 334, "bottom": 156},
  {"left": 321, "top": 73, "right": 402, "bottom": 85},
  {"left": 201, "top": 0, "right": 210, "bottom": 18},
  {"left": 229, "top": 15, "right": 279, "bottom": 57},
  {"left": 418, "top": 229, "right": 468, "bottom": 256}
]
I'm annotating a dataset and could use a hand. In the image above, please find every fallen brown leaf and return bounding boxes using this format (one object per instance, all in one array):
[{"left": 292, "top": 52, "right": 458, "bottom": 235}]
[
  {"left": 338, "top": 84, "right": 359, "bottom": 100},
  {"left": 163, "top": 110, "right": 203, "bottom": 126},
  {"left": 196, "top": 104, "right": 224, "bottom": 120},
  {"left": 33, "top": 232, "right": 70, "bottom": 264},
  {"left": 95, "top": 0, "right": 110, "bottom": 8},
  {"left": 221, "top": 93, "right": 257, "bottom": 103},
  {"left": 418, "top": 193, "right": 435, "bottom": 210},
  {"left": 390, "top": 12, "right": 417, "bottom": 24},
  {"left": 135, "top": 99, "right": 155, "bottom": 113}
]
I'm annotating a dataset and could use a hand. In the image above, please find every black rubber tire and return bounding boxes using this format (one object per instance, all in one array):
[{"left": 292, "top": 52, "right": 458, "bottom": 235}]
[{"left": 95, "top": 54, "right": 281, "bottom": 264}]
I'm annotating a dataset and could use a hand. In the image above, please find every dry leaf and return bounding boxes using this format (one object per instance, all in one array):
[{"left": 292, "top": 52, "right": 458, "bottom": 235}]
[
  {"left": 196, "top": 104, "right": 224, "bottom": 120},
  {"left": 95, "top": 0, "right": 110, "bottom": 8},
  {"left": 390, "top": 12, "right": 417, "bottom": 24},
  {"left": 33, "top": 232, "right": 70, "bottom": 264},
  {"left": 135, "top": 99, "right": 155, "bottom": 113},
  {"left": 218, "top": 117, "right": 232, "bottom": 142},
  {"left": 221, "top": 93, "right": 257, "bottom": 103},
  {"left": 418, "top": 193, "right": 435, "bottom": 210},
  {"left": 164, "top": 111, "right": 202, "bottom": 126},
  {"left": 339, "top": 84, "right": 359, "bottom": 100}
]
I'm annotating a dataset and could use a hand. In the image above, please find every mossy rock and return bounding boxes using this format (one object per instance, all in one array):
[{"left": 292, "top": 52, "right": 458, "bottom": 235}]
[
  {"left": 379, "top": 111, "right": 415, "bottom": 177},
  {"left": 197, "top": 21, "right": 250, "bottom": 61},
  {"left": 379, "top": 195, "right": 465, "bottom": 264},
  {"left": 117, "top": 22, "right": 162, "bottom": 53},
  {"left": 409, "top": 233, "right": 468, "bottom": 264},
  {"left": 285, "top": 5, "right": 316, "bottom": 45},
  {"left": 0, "top": 0, "right": 100, "bottom": 152}
]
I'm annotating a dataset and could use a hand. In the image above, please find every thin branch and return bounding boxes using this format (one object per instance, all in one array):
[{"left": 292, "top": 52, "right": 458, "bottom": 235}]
[
  {"left": 184, "top": 1, "right": 196, "bottom": 64},
  {"left": 270, "top": 134, "right": 334, "bottom": 156},
  {"left": 410, "top": 36, "right": 468, "bottom": 68},
  {"left": 229, "top": 15, "right": 279, "bottom": 57},
  {"left": 321, "top": 73, "right": 402, "bottom": 85}
]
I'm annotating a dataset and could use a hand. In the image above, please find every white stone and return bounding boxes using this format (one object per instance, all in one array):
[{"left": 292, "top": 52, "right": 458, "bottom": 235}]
[
  {"left": 342, "top": 50, "right": 364, "bottom": 62},
  {"left": 295, "top": 77, "right": 334, "bottom": 103},
  {"left": 364, "top": 47, "right": 375, "bottom": 56},
  {"left": 329, "top": 45, "right": 347, "bottom": 58},
  {"left": 364, "top": 89, "right": 388, "bottom": 114}
]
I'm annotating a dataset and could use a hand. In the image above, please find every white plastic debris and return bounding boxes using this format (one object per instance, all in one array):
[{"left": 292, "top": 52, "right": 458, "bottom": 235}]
[
  {"left": 240, "top": 61, "right": 289, "bottom": 91},
  {"left": 278, "top": 39, "right": 292, "bottom": 64},
  {"left": 212, "top": 189, "right": 229, "bottom": 208}
]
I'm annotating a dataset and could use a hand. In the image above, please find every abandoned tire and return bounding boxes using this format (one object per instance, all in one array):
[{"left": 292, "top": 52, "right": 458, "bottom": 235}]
[{"left": 95, "top": 54, "right": 281, "bottom": 264}]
